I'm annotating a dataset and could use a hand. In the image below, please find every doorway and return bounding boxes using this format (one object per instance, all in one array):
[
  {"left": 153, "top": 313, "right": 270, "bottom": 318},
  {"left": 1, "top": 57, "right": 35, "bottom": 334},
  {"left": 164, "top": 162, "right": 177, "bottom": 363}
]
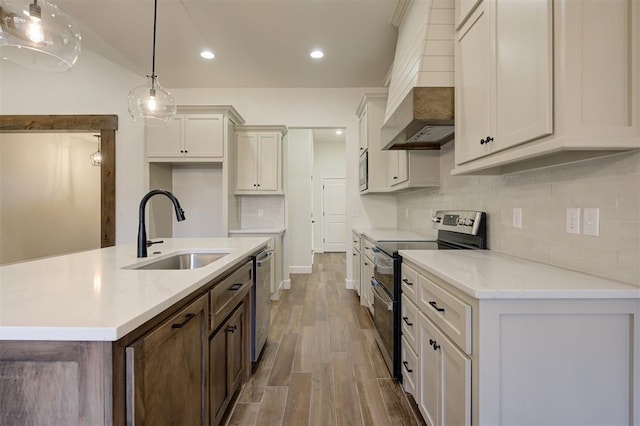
[{"left": 0, "top": 115, "right": 117, "bottom": 264}]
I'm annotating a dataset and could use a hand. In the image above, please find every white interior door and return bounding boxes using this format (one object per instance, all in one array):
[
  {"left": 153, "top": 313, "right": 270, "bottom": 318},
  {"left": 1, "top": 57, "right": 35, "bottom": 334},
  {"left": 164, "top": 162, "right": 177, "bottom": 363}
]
[{"left": 322, "top": 177, "right": 346, "bottom": 252}]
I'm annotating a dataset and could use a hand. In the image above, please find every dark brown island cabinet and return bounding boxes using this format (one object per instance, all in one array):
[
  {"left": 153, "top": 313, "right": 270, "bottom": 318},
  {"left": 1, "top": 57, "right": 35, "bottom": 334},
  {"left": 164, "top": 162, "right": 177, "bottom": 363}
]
[{"left": 0, "top": 259, "right": 253, "bottom": 426}]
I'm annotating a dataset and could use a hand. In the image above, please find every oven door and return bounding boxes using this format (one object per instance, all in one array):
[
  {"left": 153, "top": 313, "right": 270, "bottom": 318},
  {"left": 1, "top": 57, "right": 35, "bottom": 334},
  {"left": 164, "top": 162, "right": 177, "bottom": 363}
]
[{"left": 371, "top": 278, "right": 394, "bottom": 375}]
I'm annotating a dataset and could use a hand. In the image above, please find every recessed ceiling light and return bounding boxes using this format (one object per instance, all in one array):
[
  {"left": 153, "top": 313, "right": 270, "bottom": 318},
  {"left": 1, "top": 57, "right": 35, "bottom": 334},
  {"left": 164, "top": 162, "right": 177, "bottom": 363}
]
[
  {"left": 336, "top": 129, "right": 344, "bottom": 135},
  {"left": 310, "top": 49, "right": 324, "bottom": 59},
  {"left": 200, "top": 50, "right": 215, "bottom": 60}
]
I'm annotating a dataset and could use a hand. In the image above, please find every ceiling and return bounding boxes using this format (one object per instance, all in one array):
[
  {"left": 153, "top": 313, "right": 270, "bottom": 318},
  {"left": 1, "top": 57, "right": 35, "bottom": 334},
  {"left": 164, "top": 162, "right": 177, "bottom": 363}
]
[{"left": 57, "top": 0, "right": 399, "bottom": 88}]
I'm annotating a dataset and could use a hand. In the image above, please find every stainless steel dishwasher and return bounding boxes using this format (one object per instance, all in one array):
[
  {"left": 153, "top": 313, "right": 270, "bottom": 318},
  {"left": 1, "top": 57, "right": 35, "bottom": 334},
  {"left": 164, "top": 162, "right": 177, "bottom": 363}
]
[{"left": 251, "top": 249, "right": 273, "bottom": 365}]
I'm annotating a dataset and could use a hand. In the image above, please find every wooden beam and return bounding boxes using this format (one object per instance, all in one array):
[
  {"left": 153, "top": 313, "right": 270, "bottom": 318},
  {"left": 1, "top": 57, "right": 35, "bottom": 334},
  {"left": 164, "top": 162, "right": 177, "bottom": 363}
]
[{"left": 0, "top": 115, "right": 118, "bottom": 132}]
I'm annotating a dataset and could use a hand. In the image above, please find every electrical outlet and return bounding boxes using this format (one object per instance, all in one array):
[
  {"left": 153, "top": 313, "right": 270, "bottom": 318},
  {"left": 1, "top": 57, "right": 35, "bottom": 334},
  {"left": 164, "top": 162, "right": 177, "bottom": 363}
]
[
  {"left": 583, "top": 208, "right": 600, "bottom": 236},
  {"left": 512, "top": 208, "right": 522, "bottom": 229},
  {"left": 258, "top": 209, "right": 264, "bottom": 218},
  {"left": 566, "top": 208, "right": 581, "bottom": 234}
]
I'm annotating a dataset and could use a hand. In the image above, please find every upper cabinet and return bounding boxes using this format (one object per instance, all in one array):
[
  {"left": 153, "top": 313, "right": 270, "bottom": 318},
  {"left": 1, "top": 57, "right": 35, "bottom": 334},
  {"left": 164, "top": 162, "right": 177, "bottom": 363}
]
[
  {"left": 146, "top": 106, "right": 244, "bottom": 162},
  {"left": 234, "top": 125, "right": 287, "bottom": 195},
  {"left": 357, "top": 93, "right": 389, "bottom": 193},
  {"left": 453, "top": 0, "right": 640, "bottom": 174},
  {"left": 388, "top": 150, "right": 440, "bottom": 191}
]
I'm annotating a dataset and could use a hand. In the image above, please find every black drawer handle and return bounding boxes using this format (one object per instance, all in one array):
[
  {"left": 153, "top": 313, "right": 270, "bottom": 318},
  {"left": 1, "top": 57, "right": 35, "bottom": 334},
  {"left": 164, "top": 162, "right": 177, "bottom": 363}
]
[
  {"left": 226, "top": 325, "right": 237, "bottom": 333},
  {"left": 402, "top": 361, "right": 413, "bottom": 373},
  {"left": 429, "top": 301, "right": 445, "bottom": 312},
  {"left": 171, "top": 313, "right": 195, "bottom": 329},
  {"left": 429, "top": 338, "right": 440, "bottom": 351},
  {"left": 402, "top": 278, "right": 413, "bottom": 286},
  {"left": 228, "top": 283, "right": 243, "bottom": 291},
  {"left": 402, "top": 316, "right": 413, "bottom": 326}
]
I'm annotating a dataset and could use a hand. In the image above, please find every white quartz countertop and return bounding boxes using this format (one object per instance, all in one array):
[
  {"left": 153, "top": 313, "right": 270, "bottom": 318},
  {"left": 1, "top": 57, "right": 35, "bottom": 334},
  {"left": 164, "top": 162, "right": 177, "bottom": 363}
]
[
  {"left": 353, "top": 227, "right": 435, "bottom": 242},
  {"left": 228, "top": 228, "right": 286, "bottom": 235},
  {"left": 0, "top": 238, "right": 269, "bottom": 342},
  {"left": 399, "top": 250, "right": 640, "bottom": 299}
]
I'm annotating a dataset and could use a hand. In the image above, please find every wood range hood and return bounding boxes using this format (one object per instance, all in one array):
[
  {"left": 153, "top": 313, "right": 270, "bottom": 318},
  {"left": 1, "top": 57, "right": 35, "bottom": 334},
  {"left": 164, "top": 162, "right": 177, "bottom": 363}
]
[{"left": 381, "top": 87, "right": 455, "bottom": 150}]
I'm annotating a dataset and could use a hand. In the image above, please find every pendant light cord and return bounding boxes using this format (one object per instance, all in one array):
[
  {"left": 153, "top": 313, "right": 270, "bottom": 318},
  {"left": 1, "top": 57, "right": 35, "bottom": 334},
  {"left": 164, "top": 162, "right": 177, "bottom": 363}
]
[{"left": 151, "top": 0, "right": 158, "bottom": 78}]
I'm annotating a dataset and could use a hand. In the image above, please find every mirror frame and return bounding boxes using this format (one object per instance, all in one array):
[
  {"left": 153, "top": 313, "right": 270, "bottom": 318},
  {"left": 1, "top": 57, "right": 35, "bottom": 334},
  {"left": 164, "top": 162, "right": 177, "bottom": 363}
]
[{"left": 0, "top": 115, "right": 117, "bottom": 247}]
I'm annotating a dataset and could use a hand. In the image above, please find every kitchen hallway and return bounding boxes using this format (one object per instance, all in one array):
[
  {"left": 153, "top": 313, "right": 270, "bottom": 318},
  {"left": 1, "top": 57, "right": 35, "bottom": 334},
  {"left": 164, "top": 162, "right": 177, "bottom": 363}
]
[{"left": 227, "top": 253, "right": 423, "bottom": 426}]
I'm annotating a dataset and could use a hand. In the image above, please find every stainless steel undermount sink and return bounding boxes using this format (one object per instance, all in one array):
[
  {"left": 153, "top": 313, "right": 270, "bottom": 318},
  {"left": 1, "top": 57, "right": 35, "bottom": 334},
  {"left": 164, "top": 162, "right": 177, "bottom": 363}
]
[{"left": 128, "top": 252, "right": 229, "bottom": 270}]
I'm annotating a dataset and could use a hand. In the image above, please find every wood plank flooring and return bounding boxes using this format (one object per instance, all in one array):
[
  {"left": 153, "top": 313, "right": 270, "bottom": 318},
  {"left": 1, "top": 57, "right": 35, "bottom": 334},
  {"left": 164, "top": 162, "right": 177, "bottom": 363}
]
[{"left": 227, "top": 253, "right": 423, "bottom": 426}]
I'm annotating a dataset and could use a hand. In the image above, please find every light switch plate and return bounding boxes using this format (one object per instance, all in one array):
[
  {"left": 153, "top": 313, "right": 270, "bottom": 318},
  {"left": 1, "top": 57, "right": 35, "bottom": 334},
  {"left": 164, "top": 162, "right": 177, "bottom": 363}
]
[
  {"left": 513, "top": 208, "right": 522, "bottom": 229},
  {"left": 583, "top": 208, "right": 600, "bottom": 236},
  {"left": 566, "top": 208, "right": 581, "bottom": 234}
]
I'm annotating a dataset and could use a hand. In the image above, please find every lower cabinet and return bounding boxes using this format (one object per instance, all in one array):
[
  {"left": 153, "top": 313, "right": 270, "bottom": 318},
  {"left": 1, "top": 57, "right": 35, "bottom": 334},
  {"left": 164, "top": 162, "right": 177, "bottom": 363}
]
[
  {"left": 210, "top": 303, "right": 246, "bottom": 426},
  {"left": 417, "top": 310, "right": 471, "bottom": 426},
  {"left": 352, "top": 246, "right": 361, "bottom": 297},
  {"left": 126, "top": 295, "right": 208, "bottom": 426}
]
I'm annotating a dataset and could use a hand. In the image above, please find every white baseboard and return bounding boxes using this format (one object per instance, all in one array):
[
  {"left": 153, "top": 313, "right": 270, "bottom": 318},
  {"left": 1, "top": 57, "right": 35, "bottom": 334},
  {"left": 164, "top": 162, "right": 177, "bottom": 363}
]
[
  {"left": 345, "top": 279, "right": 354, "bottom": 290},
  {"left": 289, "top": 266, "right": 312, "bottom": 274},
  {"left": 314, "top": 248, "right": 324, "bottom": 254},
  {"left": 283, "top": 279, "right": 291, "bottom": 290}
]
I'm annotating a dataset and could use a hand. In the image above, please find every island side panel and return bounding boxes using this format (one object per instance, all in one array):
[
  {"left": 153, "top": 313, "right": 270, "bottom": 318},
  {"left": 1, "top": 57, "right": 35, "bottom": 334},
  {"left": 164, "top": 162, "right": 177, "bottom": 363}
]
[{"left": 0, "top": 341, "right": 112, "bottom": 426}]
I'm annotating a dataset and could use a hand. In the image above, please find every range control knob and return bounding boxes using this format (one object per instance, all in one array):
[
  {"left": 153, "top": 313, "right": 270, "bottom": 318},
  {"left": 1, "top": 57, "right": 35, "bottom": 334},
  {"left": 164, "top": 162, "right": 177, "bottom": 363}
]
[
  {"left": 465, "top": 218, "right": 474, "bottom": 226},
  {"left": 456, "top": 217, "right": 464, "bottom": 226}
]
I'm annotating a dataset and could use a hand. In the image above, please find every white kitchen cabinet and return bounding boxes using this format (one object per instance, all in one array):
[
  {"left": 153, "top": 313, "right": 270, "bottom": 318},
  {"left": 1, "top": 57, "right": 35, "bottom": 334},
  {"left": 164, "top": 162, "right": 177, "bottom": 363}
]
[
  {"left": 387, "top": 150, "right": 440, "bottom": 191},
  {"left": 361, "top": 236, "right": 375, "bottom": 314},
  {"left": 234, "top": 126, "right": 287, "bottom": 195},
  {"left": 403, "top": 257, "right": 640, "bottom": 425},
  {"left": 352, "top": 231, "right": 361, "bottom": 297},
  {"left": 147, "top": 114, "right": 225, "bottom": 161},
  {"left": 356, "top": 93, "right": 389, "bottom": 193},
  {"left": 417, "top": 310, "right": 471, "bottom": 426},
  {"left": 454, "top": 0, "right": 640, "bottom": 174},
  {"left": 455, "top": 0, "right": 553, "bottom": 166}
]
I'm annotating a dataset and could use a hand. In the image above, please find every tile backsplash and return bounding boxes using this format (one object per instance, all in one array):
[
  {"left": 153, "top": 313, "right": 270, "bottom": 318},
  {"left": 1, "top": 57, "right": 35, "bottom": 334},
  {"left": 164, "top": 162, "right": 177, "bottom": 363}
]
[
  {"left": 238, "top": 195, "right": 285, "bottom": 229},
  {"left": 397, "top": 142, "right": 640, "bottom": 284}
]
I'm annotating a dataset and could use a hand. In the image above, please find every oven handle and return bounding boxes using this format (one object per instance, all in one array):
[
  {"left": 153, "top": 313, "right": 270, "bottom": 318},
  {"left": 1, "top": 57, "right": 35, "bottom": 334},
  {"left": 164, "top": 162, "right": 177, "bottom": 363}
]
[{"left": 370, "top": 279, "right": 393, "bottom": 311}]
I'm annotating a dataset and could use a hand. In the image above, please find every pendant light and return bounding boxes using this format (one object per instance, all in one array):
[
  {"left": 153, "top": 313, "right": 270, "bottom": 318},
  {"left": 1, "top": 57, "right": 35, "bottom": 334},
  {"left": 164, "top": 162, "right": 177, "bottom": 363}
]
[
  {"left": 90, "top": 134, "right": 102, "bottom": 166},
  {"left": 0, "top": 0, "right": 81, "bottom": 71},
  {"left": 127, "top": 0, "right": 176, "bottom": 126}
]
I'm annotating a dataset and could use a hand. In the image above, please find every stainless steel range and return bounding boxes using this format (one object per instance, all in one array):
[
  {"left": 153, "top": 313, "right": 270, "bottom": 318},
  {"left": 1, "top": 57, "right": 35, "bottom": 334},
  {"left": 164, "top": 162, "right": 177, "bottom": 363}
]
[{"left": 371, "top": 210, "right": 487, "bottom": 380}]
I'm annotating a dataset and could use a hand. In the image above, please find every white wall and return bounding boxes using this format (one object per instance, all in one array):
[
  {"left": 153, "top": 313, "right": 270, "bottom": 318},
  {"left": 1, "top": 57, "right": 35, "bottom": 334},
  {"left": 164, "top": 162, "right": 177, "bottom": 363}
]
[
  {"left": 0, "top": 133, "right": 100, "bottom": 264},
  {"left": 287, "top": 129, "right": 314, "bottom": 272},
  {"left": 0, "top": 49, "right": 146, "bottom": 246},
  {"left": 313, "top": 136, "right": 346, "bottom": 252}
]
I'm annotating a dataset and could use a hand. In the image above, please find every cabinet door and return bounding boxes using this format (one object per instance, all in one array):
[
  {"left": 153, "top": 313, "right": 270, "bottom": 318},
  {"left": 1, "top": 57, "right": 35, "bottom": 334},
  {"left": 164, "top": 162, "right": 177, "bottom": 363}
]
[
  {"left": 397, "top": 151, "right": 408, "bottom": 184},
  {"left": 126, "top": 295, "right": 208, "bottom": 426},
  {"left": 236, "top": 132, "right": 259, "bottom": 191},
  {"left": 184, "top": 114, "right": 224, "bottom": 158},
  {"left": 494, "top": 0, "right": 552, "bottom": 152},
  {"left": 418, "top": 312, "right": 441, "bottom": 426},
  {"left": 455, "top": 2, "right": 492, "bottom": 165},
  {"left": 441, "top": 332, "right": 471, "bottom": 426},
  {"left": 362, "top": 256, "right": 375, "bottom": 312},
  {"left": 257, "top": 133, "right": 280, "bottom": 191},
  {"left": 388, "top": 151, "right": 400, "bottom": 186},
  {"left": 359, "top": 106, "right": 368, "bottom": 152},
  {"left": 227, "top": 303, "right": 245, "bottom": 394},
  {"left": 146, "top": 116, "right": 183, "bottom": 158},
  {"left": 352, "top": 249, "right": 361, "bottom": 296}
]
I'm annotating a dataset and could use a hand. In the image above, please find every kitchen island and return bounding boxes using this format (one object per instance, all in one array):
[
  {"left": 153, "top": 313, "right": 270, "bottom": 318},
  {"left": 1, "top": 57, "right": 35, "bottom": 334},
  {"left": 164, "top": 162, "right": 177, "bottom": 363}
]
[{"left": 0, "top": 237, "right": 269, "bottom": 426}]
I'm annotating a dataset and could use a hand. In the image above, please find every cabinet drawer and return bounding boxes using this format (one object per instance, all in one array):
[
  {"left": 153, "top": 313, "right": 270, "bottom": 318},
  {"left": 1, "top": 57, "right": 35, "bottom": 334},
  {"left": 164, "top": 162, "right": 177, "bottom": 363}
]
[
  {"left": 418, "top": 273, "right": 471, "bottom": 354},
  {"left": 210, "top": 261, "right": 252, "bottom": 330},
  {"left": 401, "top": 294, "right": 418, "bottom": 353},
  {"left": 401, "top": 335, "right": 418, "bottom": 396},
  {"left": 362, "top": 238, "right": 375, "bottom": 260},
  {"left": 401, "top": 263, "right": 418, "bottom": 305},
  {"left": 352, "top": 232, "right": 361, "bottom": 252}
]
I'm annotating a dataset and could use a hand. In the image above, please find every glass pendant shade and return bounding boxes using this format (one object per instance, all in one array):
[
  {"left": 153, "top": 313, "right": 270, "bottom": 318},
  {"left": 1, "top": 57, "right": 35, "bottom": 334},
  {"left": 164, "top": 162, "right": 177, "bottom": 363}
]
[
  {"left": 0, "top": 0, "right": 81, "bottom": 71},
  {"left": 128, "top": 75, "right": 177, "bottom": 126},
  {"left": 90, "top": 150, "right": 102, "bottom": 166}
]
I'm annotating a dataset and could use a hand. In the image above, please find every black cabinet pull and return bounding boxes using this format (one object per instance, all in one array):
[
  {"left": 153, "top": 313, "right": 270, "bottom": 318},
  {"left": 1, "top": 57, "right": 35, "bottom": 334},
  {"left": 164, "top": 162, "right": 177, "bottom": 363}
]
[
  {"left": 403, "top": 361, "right": 413, "bottom": 373},
  {"left": 429, "top": 338, "right": 440, "bottom": 351},
  {"left": 402, "top": 278, "right": 413, "bottom": 286},
  {"left": 171, "top": 313, "right": 196, "bottom": 329},
  {"left": 364, "top": 262, "right": 369, "bottom": 266},
  {"left": 226, "top": 325, "right": 237, "bottom": 333},
  {"left": 393, "top": 176, "right": 398, "bottom": 179},
  {"left": 402, "top": 316, "right": 413, "bottom": 326},
  {"left": 353, "top": 253, "right": 357, "bottom": 256},
  {"left": 228, "top": 283, "right": 243, "bottom": 291},
  {"left": 480, "top": 136, "right": 494, "bottom": 145},
  {"left": 429, "top": 301, "right": 445, "bottom": 312}
]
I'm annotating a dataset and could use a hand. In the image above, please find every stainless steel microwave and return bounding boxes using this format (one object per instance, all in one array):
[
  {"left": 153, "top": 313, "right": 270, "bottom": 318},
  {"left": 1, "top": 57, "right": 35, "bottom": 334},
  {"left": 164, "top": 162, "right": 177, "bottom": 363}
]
[{"left": 359, "top": 151, "right": 368, "bottom": 191}]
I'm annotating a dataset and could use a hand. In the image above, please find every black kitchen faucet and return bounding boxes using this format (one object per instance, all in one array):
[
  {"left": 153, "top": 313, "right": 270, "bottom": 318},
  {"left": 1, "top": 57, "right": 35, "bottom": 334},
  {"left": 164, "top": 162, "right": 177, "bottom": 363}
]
[{"left": 137, "top": 189, "right": 185, "bottom": 257}]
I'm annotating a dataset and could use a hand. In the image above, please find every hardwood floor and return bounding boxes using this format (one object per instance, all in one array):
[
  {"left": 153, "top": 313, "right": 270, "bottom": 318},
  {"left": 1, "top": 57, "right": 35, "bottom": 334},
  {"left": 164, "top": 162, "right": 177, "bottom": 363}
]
[{"left": 227, "top": 253, "right": 423, "bottom": 426}]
